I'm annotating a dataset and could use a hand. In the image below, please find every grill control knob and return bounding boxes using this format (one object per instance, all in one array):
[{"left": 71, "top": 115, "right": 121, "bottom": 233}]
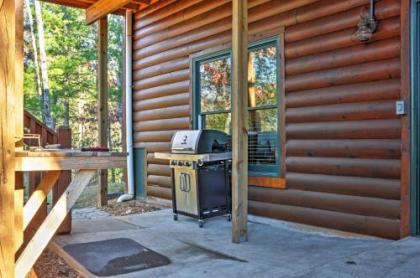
[
  {"left": 185, "top": 161, "right": 191, "bottom": 167},
  {"left": 171, "top": 160, "right": 177, "bottom": 166},
  {"left": 177, "top": 161, "right": 184, "bottom": 166}
]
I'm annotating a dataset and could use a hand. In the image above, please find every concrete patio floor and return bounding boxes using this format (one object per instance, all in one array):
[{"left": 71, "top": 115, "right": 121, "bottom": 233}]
[{"left": 54, "top": 209, "right": 420, "bottom": 278}]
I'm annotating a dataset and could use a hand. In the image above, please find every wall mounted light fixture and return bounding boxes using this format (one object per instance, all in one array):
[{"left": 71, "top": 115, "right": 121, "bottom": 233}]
[{"left": 355, "top": 0, "right": 378, "bottom": 42}]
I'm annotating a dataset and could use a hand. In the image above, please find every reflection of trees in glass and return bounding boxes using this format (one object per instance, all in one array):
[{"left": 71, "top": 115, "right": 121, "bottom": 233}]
[
  {"left": 250, "top": 46, "right": 277, "bottom": 107},
  {"left": 197, "top": 43, "right": 279, "bottom": 166},
  {"left": 200, "top": 57, "right": 231, "bottom": 113}
]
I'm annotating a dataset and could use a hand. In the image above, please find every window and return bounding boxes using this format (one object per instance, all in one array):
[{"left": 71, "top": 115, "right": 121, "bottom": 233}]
[{"left": 193, "top": 38, "right": 281, "bottom": 176}]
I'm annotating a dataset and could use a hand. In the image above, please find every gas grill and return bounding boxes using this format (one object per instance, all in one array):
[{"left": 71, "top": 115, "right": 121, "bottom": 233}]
[{"left": 155, "top": 130, "right": 231, "bottom": 227}]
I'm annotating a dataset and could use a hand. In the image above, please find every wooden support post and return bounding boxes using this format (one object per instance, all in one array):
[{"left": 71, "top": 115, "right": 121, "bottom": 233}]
[
  {"left": 15, "top": 170, "right": 96, "bottom": 278},
  {"left": 55, "top": 126, "right": 72, "bottom": 234},
  {"left": 15, "top": 0, "right": 24, "bottom": 257},
  {"left": 231, "top": 0, "right": 248, "bottom": 243},
  {"left": 98, "top": 17, "right": 108, "bottom": 207},
  {"left": 0, "top": 0, "right": 17, "bottom": 276}
]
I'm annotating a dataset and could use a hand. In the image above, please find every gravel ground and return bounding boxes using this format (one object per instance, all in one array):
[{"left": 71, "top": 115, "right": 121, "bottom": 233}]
[{"left": 101, "top": 199, "right": 166, "bottom": 216}]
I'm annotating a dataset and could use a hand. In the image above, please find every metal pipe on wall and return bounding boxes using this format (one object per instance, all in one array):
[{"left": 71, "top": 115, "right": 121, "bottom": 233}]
[{"left": 118, "top": 10, "right": 135, "bottom": 202}]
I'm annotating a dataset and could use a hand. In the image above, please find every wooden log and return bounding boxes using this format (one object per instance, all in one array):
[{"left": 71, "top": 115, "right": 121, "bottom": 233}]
[
  {"left": 147, "top": 175, "right": 171, "bottom": 188},
  {"left": 285, "top": 0, "right": 400, "bottom": 43},
  {"left": 0, "top": 0, "right": 16, "bottom": 275},
  {"left": 134, "top": 0, "right": 317, "bottom": 59},
  {"left": 286, "top": 156, "right": 400, "bottom": 179},
  {"left": 286, "top": 79, "right": 400, "bottom": 108},
  {"left": 133, "top": 69, "right": 189, "bottom": 91},
  {"left": 286, "top": 119, "right": 401, "bottom": 139},
  {"left": 231, "top": 0, "right": 248, "bottom": 243},
  {"left": 285, "top": 58, "right": 400, "bottom": 92},
  {"left": 286, "top": 139, "right": 401, "bottom": 159},
  {"left": 286, "top": 38, "right": 400, "bottom": 75},
  {"left": 15, "top": 170, "right": 96, "bottom": 278},
  {"left": 133, "top": 117, "right": 190, "bottom": 132},
  {"left": 286, "top": 100, "right": 397, "bottom": 123},
  {"left": 248, "top": 200, "right": 400, "bottom": 239},
  {"left": 249, "top": 186, "right": 400, "bottom": 219},
  {"left": 134, "top": 130, "right": 176, "bottom": 142},
  {"left": 133, "top": 80, "right": 189, "bottom": 101},
  {"left": 147, "top": 164, "right": 171, "bottom": 176},
  {"left": 146, "top": 153, "right": 169, "bottom": 165},
  {"left": 135, "top": 142, "right": 171, "bottom": 152},
  {"left": 134, "top": 105, "right": 190, "bottom": 122},
  {"left": 286, "top": 172, "right": 400, "bottom": 200},
  {"left": 133, "top": 58, "right": 188, "bottom": 80},
  {"left": 135, "top": 0, "right": 229, "bottom": 37},
  {"left": 134, "top": 93, "right": 190, "bottom": 111},
  {"left": 134, "top": 0, "right": 178, "bottom": 20},
  {"left": 147, "top": 185, "right": 172, "bottom": 199},
  {"left": 286, "top": 16, "right": 400, "bottom": 59},
  {"left": 134, "top": 0, "right": 203, "bottom": 31}
]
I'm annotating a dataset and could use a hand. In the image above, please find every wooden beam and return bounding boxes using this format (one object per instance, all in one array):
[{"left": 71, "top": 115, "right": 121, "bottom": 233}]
[
  {"left": 0, "top": 0, "right": 17, "bottom": 276},
  {"left": 98, "top": 17, "right": 108, "bottom": 207},
  {"left": 23, "top": 171, "right": 61, "bottom": 229},
  {"left": 231, "top": 0, "right": 248, "bottom": 243},
  {"left": 15, "top": 170, "right": 96, "bottom": 278},
  {"left": 15, "top": 0, "right": 24, "bottom": 256},
  {"left": 86, "top": 0, "right": 131, "bottom": 25},
  {"left": 14, "top": 153, "right": 127, "bottom": 172}
]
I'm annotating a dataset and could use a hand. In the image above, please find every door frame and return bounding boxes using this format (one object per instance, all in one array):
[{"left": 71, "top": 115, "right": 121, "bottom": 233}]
[{"left": 411, "top": 0, "right": 420, "bottom": 235}]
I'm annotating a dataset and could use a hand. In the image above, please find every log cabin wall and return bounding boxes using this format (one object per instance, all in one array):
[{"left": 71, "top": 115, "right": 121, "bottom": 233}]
[{"left": 133, "top": 0, "right": 404, "bottom": 239}]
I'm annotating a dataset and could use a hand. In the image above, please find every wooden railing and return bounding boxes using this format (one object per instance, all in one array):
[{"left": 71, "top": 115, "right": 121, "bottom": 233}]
[{"left": 20, "top": 111, "right": 73, "bottom": 254}]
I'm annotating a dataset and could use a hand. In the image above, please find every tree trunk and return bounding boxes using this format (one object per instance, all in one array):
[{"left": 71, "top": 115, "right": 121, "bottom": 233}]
[
  {"left": 26, "top": 0, "right": 42, "bottom": 98},
  {"left": 63, "top": 96, "right": 69, "bottom": 127},
  {"left": 34, "top": 0, "right": 54, "bottom": 129}
]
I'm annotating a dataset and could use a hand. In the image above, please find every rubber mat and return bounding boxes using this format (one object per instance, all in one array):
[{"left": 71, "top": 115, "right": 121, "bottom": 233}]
[{"left": 63, "top": 238, "right": 170, "bottom": 276}]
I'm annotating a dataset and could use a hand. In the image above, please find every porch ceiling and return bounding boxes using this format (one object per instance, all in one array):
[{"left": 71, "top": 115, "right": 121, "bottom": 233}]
[{"left": 41, "top": 0, "right": 161, "bottom": 14}]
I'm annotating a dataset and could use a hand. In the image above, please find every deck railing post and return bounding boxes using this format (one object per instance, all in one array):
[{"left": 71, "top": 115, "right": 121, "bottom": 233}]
[{"left": 55, "top": 126, "right": 72, "bottom": 234}]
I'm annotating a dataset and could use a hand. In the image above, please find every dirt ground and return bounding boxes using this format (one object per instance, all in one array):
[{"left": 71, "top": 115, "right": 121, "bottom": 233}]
[
  {"left": 29, "top": 199, "right": 167, "bottom": 277},
  {"left": 27, "top": 249, "right": 84, "bottom": 278}
]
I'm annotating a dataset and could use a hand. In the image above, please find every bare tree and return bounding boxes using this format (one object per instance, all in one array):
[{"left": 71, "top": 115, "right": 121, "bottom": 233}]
[
  {"left": 25, "top": 0, "right": 42, "bottom": 98},
  {"left": 34, "top": 0, "right": 54, "bottom": 128}
]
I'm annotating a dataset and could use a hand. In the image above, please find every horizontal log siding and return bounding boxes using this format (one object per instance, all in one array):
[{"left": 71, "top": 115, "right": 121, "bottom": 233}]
[{"left": 134, "top": 0, "right": 403, "bottom": 238}]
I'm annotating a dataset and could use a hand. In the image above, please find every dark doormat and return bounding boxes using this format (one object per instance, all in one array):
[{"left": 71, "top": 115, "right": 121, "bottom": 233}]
[{"left": 63, "top": 238, "right": 170, "bottom": 277}]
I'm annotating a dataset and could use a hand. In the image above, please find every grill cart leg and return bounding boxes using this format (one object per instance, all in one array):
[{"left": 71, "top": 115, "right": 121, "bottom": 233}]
[
  {"left": 173, "top": 213, "right": 178, "bottom": 221},
  {"left": 198, "top": 219, "right": 204, "bottom": 228},
  {"left": 227, "top": 213, "right": 232, "bottom": 222}
]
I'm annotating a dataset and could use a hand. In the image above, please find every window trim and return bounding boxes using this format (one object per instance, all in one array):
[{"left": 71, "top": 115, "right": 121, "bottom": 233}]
[{"left": 191, "top": 36, "right": 282, "bottom": 177}]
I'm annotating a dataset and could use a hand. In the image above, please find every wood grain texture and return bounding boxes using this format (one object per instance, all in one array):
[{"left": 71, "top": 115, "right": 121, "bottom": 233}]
[
  {"left": 97, "top": 17, "right": 108, "bottom": 207},
  {"left": 231, "top": 0, "right": 248, "bottom": 243},
  {"left": 132, "top": 0, "right": 405, "bottom": 238},
  {"left": 0, "top": 0, "right": 16, "bottom": 276},
  {"left": 15, "top": 170, "right": 96, "bottom": 278}
]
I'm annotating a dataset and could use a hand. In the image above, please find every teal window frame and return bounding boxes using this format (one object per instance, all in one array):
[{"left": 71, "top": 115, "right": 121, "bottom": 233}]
[
  {"left": 410, "top": 0, "right": 420, "bottom": 236},
  {"left": 192, "top": 37, "right": 282, "bottom": 177}
]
